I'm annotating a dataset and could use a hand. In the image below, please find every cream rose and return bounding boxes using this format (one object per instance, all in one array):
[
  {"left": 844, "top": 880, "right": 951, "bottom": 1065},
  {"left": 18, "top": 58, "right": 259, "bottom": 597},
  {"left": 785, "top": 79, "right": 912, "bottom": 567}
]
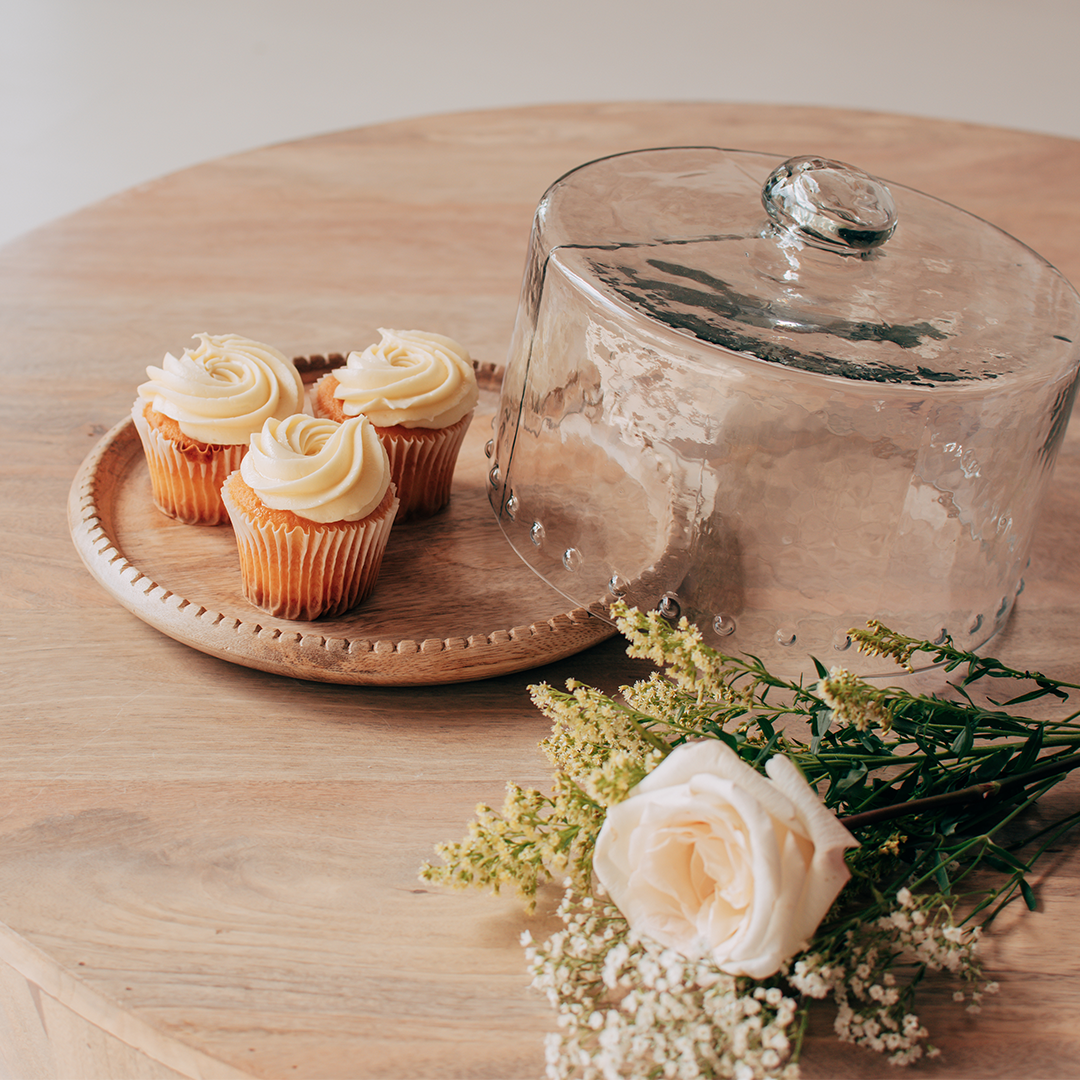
[{"left": 592, "top": 740, "right": 858, "bottom": 979}]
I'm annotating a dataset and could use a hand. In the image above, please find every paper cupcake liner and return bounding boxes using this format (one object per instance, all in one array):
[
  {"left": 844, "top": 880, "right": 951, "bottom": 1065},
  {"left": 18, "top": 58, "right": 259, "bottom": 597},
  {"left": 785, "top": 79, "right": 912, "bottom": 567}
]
[
  {"left": 222, "top": 477, "right": 399, "bottom": 621},
  {"left": 132, "top": 402, "right": 244, "bottom": 525},
  {"left": 381, "top": 410, "right": 473, "bottom": 521}
]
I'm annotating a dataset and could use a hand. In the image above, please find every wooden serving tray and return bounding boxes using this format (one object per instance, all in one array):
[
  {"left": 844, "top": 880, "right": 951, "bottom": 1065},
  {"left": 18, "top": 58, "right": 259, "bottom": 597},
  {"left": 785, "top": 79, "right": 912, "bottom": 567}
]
[{"left": 67, "top": 359, "right": 615, "bottom": 684}]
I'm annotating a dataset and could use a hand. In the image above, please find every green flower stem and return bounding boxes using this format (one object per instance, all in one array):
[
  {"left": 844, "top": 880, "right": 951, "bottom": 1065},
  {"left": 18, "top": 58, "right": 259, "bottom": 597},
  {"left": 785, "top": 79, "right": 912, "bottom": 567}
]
[
  {"left": 1003, "top": 803, "right": 1080, "bottom": 857},
  {"left": 903, "top": 776, "right": 1063, "bottom": 895},
  {"left": 825, "top": 794, "right": 1047, "bottom": 938},
  {"left": 839, "top": 751, "right": 1080, "bottom": 830},
  {"left": 789, "top": 1004, "right": 811, "bottom": 1064},
  {"left": 974, "top": 805, "right": 1080, "bottom": 920}
]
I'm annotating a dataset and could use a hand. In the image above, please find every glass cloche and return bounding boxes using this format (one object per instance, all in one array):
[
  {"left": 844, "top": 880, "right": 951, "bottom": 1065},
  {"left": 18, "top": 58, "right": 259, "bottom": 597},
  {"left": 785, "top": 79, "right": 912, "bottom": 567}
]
[{"left": 488, "top": 148, "right": 1080, "bottom": 674}]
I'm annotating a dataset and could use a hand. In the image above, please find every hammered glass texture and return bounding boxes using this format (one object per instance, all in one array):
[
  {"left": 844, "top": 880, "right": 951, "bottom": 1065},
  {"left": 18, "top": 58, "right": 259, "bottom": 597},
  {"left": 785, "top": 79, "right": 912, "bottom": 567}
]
[{"left": 491, "top": 149, "right": 1080, "bottom": 675}]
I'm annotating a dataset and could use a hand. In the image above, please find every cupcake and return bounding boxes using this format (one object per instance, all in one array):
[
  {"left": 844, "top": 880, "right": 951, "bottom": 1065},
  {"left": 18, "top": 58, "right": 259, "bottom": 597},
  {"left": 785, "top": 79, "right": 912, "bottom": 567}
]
[
  {"left": 132, "top": 333, "right": 305, "bottom": 525},
  {"left": 313, "top": 328, "right": 478, "bottom": 520},
  {"left": 221, "top": 413, "right": 398, "bottom": 621}
]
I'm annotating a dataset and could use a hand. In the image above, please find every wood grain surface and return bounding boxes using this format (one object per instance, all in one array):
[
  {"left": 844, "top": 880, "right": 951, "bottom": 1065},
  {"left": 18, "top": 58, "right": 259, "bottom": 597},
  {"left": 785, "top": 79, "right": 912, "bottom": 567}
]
[{"left": 2, "top": 101, "right": 1080, "bottom": 1079}]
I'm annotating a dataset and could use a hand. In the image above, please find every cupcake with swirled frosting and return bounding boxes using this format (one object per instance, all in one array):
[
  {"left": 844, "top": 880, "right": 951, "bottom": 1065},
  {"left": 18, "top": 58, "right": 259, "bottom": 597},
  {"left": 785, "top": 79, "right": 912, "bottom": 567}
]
[
  {"left": 314, "top": 328, "right": 478, "bottom": 520},
  {"left": 221, "top": 414, "right": 398, "bottom": 621},
  {"left": 133, "top": 333, "right": 305, "bottom": 525}
]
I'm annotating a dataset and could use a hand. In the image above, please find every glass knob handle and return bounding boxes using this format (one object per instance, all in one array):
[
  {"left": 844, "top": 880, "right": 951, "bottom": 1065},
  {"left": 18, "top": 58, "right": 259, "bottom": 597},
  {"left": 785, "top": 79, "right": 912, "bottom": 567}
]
[{"left": 762, "top": 155, "right": 898, "bottom": 251}]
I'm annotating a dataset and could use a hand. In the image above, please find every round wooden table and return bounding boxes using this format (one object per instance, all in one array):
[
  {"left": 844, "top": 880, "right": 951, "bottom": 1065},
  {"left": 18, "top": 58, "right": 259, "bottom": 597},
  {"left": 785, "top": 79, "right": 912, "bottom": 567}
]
[{"left": 2, "top": 102, "right": 1079, "bottom": 1079}]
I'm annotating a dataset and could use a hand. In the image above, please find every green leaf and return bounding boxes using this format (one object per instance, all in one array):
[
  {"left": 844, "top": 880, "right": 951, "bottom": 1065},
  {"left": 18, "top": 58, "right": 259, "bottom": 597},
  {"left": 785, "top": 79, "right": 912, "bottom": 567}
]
[
  {"left": 1014, "top": 727, "right": 1043, "bottom": 774},
  {"left": 706, "top": 728, "right": 741, "bottom": 753},
  {"left": 1000, "top": 686, "right": 1058, "bottom": 706},
  {"left": 889, "top": 716, "right": 922, "bottom": 738},
  {"left": 858, "top": 730, "right": 888, "bottom": 755},
  {"left": 812, "top": 656, "right": 829, "bottom": 680},
  {"left": 974, "top": 748, "right": 1013, "bottom": 782},
  {"left": 810, "top": 707, "right": 833, "bottom": 755},
  {"left": 982, "top": 844, "right": 1028, "bottom": 874},
  {"left": 751, "top": 731, "right": 782, "bottom": 768},
  {"left": 934, "top": 858, "right": 950, "bottom": 892},
  {"left": 951, "top": 723, "right": 975, "bottom": 757},
  {"left": 813, "top": 707, "right": 833, "bottom": 737},
  {"left": 836, "top": 762, "right": 869, "bottom": 793},
  {"left": 1020, "top": 877, "right": 1038, "bottom": 911}
]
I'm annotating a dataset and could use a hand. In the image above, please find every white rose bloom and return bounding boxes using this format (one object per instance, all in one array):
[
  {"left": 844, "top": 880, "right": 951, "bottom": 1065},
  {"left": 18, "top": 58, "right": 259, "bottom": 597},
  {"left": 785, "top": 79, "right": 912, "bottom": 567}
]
[{"left": 593, "top": 740, "right": 858, "bottom": 979}]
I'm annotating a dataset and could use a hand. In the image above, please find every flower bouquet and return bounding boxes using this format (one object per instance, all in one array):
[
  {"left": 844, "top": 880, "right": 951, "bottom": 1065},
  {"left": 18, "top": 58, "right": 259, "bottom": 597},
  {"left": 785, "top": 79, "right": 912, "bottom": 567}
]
[{"left": 421, "top": 604, "right": 1080, "bottom": 1078}]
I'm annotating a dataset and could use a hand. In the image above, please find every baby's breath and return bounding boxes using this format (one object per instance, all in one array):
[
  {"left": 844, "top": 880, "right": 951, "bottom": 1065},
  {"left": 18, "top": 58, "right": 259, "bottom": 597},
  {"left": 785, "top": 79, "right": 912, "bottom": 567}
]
[
  {"left": 789, "top": 890, "right": 997, "bottom": 1067},
  {"left": 531, "top": 889, "right": 801, "bottom": 1080}
]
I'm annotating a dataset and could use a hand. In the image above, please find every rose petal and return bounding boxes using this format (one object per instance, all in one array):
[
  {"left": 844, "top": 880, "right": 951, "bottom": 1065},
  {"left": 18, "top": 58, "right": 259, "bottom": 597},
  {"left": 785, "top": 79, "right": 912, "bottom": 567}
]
[
  {"left": 765, "top": 755, "right": 859, "bottom": 949},
  {"left": 593, "top": 740, "right": 860, "bottom": 979}
]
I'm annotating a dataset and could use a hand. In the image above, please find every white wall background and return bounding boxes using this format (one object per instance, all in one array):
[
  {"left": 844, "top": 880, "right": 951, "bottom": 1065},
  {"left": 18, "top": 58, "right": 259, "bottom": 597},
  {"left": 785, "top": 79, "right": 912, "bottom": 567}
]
[{"left": 3, "top": 0, "right": 1079, "bottom": 248}]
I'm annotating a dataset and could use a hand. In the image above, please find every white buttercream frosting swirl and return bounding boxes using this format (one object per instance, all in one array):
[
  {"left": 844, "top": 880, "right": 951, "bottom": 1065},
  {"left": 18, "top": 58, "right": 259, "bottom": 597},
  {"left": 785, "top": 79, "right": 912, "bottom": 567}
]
[
  {"left": 137, "top": 333, "right": 305, "bottom": 445},
  {"left": 333, "top": 328, "right": 478, "bottom": 428},
  {"left": 240, "top": 414, "right": 391, "bottom": 523}
]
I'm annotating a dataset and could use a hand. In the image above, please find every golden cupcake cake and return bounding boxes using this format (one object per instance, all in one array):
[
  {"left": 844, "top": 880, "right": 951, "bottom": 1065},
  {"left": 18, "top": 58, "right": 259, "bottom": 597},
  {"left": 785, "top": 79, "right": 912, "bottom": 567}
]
[
  {"left": 132, "top": 333, "right": 305, "bottom": 525},
  {"left": 313, "top": 328, "right": 478, "bottom": 520},
  {"left": 221, "top": 413, "right": 398, "bottom": 621}
]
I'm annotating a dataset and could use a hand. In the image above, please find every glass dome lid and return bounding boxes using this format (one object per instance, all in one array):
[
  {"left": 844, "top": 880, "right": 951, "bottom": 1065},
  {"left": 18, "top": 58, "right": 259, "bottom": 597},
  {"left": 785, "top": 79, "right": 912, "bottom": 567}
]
[{"left": 489, "top": 147, "right": 1080, "bottom": 674}]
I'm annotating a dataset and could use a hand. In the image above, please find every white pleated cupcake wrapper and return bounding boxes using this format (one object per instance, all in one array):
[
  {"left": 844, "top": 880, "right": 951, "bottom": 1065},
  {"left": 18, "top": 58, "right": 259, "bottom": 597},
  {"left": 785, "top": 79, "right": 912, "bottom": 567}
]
[
  {"left": 384, "top": 411, "right": 471, "bottom": 521},
  {"left": 132, "top": 403, "right": 244, "bottom": 526},
  {"left": 222, "top": 481, "right": 399, "bottom": 621}
]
